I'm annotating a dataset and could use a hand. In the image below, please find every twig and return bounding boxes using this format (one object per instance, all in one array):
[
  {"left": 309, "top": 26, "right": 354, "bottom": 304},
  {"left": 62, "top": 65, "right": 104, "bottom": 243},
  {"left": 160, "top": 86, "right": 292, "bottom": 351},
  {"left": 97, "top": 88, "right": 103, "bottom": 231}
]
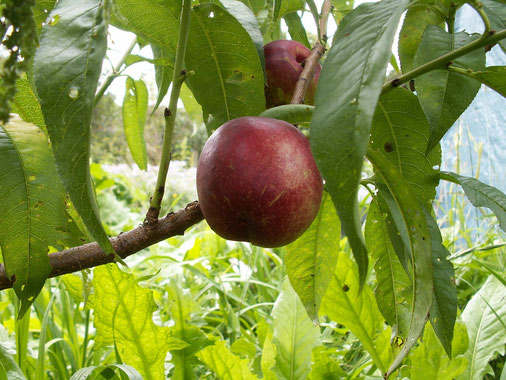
[
  {"left": 290, "top": 0, "right": 332, "bottom": 104},
  {"left": 146, "top": 0, "right": 193, "bottom": 223},
  {"left": 382, "top": 28, "right": 506, "bottom": 94},
  {"left": 0, "top": 202, "right": 203, "bottom": 290}
]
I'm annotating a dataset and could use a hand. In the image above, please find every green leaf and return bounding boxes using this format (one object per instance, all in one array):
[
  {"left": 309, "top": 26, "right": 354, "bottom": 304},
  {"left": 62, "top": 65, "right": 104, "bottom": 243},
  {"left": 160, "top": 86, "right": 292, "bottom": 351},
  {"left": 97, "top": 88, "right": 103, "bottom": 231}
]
[
  {"left": 367, "top": 151, "right": 433, "bottom": 377},
  {"left": 33, "top": 0, "right": 115, "bottom": 256},
  {"left": 122, "top": 77, "right": 148, "bottom": 171},
  {"left": 413, "top": 26, "right": 485, "bottom": 154},
  {"left": 70, "top": 364, "right": 142, "bottom": 380},
  {"left": 260, "top": 327, "right": 277, "bottom": 380},
  {"left": 371, "top": 88, "right": 441, "bottom": 205},
  {"left": 218, "top": 0, "right": 266, "bottom": 76},
  {"left": 308, "top": 346, "right": 347, "bottom": 380},
  {"left": 440, "top": 171, "right": 506, "bottom": 232},
  {"left": 458, "top": 276, "right": 506, "bottom": 380},
  {"left": 481, "top": 0, "right": 506, "bottom": 51},
  {"left": 330, "top": 0, "right": 354, "bottom": 25},
  {"left": 310, "top": 0, "right": 409, "bottom": 288},
  {"left": 320, "top": 251, "right": 391, "bottom": 373},
  {"left": 110, "top": 0, "right": 181, "bottom": 54},
  {"left": 365, "top": 199, "right": 412, "bottom": 339},
  {"left": 196, "top": 340, "right": 258, "bottom": 380},
  {"left": 409, "top": 322, "right": 468, "bottom": 379},
  {"left": 286, "top": 192, "right": 340, "bottom": 324},
  {"left": 258, "top": 104, "right": 313, "bottom": 124},
  {"left": 283, "top": 12, "right": 310, "bottom": 48},
  {"left": 279, "top": 0, "right": 304, "bottom": 18},
  {"left": 0, "top": 117, "right": 70, "bottom": 317},
  {"left": 92, "top": 264, "right": 187, "bottom": 380},
  {"left": 186, "top": 3, "right": 265, "bottom": 133},
  {"left": 180, "top": 84, "right": 203, "bottom": 124},
  {"left": 151, "top": 45, "right": 175, "bottom": 114},
  {"left": 469, "top": 66, "right": 506, "bottom": 97},
  {"left": 32, "top": 1, "right": 56, "bottom": 35},
  {"left": 0, "top": 343, "right": 26, "bottom": 380},
  {"left": 271, "top": 279, "right": 320, "bottom": 380},
  {"left": 11, "top": 76, "right": 46, "bottom": 131},
  {"left": 166, "top": 279, "right": 212, "bottom": 380},
  {"left": 398, "top": 4, "right": 445, "bottom": 73},
  {"left": 425, "top": 210, "right": 457, "bottom": 358}
]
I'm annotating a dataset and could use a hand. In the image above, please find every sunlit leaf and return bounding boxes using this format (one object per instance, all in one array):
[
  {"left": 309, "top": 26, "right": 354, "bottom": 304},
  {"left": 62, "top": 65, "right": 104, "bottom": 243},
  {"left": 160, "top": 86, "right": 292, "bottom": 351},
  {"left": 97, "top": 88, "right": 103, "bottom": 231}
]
[
  {"left": 260, "top": 327, "right": 277, "bottom": 380},
  {"left": 186, "top": 3, "right": 265, "bottom": 133},
  {"left": 92, "top": 264, "right": 187, "bottom": 380},
  {"left": 0, "top": 117, "right": 69, "bottom": 316},
  {"left": 320, "top": 251, "right": 391, "bottom": 373},
  {"left": 122, "top": 77, "right": 148, "bottom": 170},
  {"left": 286, "top": 192, "right": 340, "bottom": 324},
  {"left": 308, "top": 346, "right": 347, "bottom": 380},
  {"left": 151, "top": 45, "right": 174, "bottom": 114},
  {"left": 414, "top": 26, "right": 485, "bottom": 154},
  {"left": 196, "top": 340, "right": 258, "bottom": 380},
  {"left": 458, "top": 276, "right": 506, "bottom": 380},
  {"left": 409, "top": 322, "right": 468, "bottom": 379},
  {"left": 310, "top": 0, "right": 409, "bottom": 288},
  {"left": 33, "top": 0, "right": 115, "bottom": 256},
  {"left": 440, "top": 171, "right": 506, "bottom": 232},
  {"left": 11, "top": 76, "right": 46, "bottom": 131},
  {"left": 272, "top": 279, "right": 320, "bottom": 380}
]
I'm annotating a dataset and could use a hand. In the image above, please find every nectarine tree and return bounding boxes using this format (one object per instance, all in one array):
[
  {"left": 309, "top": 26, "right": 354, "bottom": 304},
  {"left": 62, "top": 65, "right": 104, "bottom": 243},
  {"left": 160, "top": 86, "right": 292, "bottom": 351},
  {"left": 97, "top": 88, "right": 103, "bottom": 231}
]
[{"left": 0, "top": 0, "right": 505, "bottom": 378}]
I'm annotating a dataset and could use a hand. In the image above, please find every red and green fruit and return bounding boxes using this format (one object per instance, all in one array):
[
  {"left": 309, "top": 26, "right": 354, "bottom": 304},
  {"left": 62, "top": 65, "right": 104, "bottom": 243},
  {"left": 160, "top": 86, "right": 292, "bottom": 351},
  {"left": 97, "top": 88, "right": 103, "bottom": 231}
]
[
  {"left": 264, "top": 40, "right": 321, "bottom": 108},
  {"left": 196, "top": 116, "right": 323, "bottom": 247}
]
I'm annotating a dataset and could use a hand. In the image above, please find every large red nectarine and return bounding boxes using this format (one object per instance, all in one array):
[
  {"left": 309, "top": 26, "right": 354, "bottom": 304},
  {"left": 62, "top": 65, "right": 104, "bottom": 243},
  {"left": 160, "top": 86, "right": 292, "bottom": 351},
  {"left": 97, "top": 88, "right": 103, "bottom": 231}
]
[
  {"left": 264, "top": 40, "right": 321, "bottom": 108},
  {"left": 196, "top": 116, "right": 323, "bottom": 247}
]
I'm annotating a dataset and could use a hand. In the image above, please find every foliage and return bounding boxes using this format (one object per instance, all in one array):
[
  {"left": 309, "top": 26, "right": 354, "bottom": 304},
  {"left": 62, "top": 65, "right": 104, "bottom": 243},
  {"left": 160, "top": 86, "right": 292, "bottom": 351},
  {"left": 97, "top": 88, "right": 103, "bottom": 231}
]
[{"left": 0, "top": 0, "right": 505, "bottom": 378}]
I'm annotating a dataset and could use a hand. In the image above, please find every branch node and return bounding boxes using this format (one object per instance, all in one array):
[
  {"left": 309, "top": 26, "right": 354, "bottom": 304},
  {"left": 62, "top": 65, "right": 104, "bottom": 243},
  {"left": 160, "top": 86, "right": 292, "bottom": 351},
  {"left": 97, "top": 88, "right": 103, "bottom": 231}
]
[{"left": 164, "top": 108, "right": 171, "bottom": 117}]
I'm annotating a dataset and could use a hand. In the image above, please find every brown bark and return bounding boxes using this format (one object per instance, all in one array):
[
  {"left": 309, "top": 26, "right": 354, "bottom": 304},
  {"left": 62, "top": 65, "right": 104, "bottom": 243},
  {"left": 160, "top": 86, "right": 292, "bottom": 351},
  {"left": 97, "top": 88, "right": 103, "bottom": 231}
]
[{"left": 0, "top": 201, "right": 203, "bottom": 290}]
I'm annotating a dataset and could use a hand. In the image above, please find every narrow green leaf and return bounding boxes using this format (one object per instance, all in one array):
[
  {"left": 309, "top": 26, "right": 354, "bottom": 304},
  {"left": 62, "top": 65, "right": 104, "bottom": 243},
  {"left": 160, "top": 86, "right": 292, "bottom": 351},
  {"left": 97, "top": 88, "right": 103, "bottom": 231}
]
[
  {"left": 196, "top": 340, "right": 258, "bottom": 380},
  {"left": 367, "top": 151, "right": 432, "bottom": 377},
  {"left": 260, "top": 327, "right": 277, "bottom": 380},
  {"left": 371, "top": 88, "right": 441, "bottom": 206},
  {"left": 33, "top": 0, "right": 114, "bottom": 256},
  {"left": 425, "top": 210, "right": 457, "bottom": 358},
  {"left": 70, "top": 364, "right": 143, "bottom": 380},
  {"left": 92, "top": 264, "right": 187, "bottom": 380},
  {"left": 279, "top": 0, "right": 304, "bottom": 18},
  {"left": 365, "top": 199, "right": 412, "bottom": 339},
  {"left": 440, "top": 171, "right": 506, "bottom": 232},
  {"left": 167, "top": 279, "right": 212, "bottom": 380},
  {"left": 409, "top": 322, "right": 468, "bottom": 379},
  {"left": 320, "top": 251, "right": 391, "bottom": 373},
  {"left": 305, "top": 0, "right": 320, "bottom": 39},
  {"left": 150, "top": 45, "right": 174, "bottom": 114},
  {"left": 458, "top": 276, "right": 506, "bottom": 380},
  {"left": 398, "top": 4, "right": 445, "bottom": 73},
  {"left": 0, "top": 344, "right": 25, "bottom": 380},
  {"left": 11, "top": 76, "right": 46, "bottom": 131},
  {"left": 272, "top": 279, "right": 320, "bottom": 380},
  {"left": 179, "top": 84, "right": 203, "bottom": 124},
  {"left": 413, "top": 26, "right": 485, "bottom": 154},
  {"left": 218, "top": 0, "right": 266, "bottom": 76},
  {"left": 310, "top": 0, "right": 409, "bottom": 288},
  {"left": 286, "top": 192, "right": 340, "bottom": 324},
  {"left": 110, "top": 0, "right": 181, "bottom": 54},
  {"left": 468, "top": 66, "right": 506, "bottom": 97},
  {"left": 283, "top": 12, "right": 310, "bottom": 48},
  {"left": 186, "top": 3, "right": 265, "bottom": 133},
  {"left": 122, "top": 77, "right": 148, "bottom": 171},
  {"left": 0, "top": 117, "right": 69, "bottom": 316},
  {"left": 258, "top": 104, "right": 313, "bottom": 124}
]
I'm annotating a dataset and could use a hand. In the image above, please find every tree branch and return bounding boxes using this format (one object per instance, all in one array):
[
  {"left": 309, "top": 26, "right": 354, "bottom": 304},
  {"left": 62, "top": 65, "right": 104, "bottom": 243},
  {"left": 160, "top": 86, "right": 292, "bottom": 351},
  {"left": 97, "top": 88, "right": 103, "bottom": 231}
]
[
  {"left": 290, "top": 0, "right": 332, "bottom": 104},
  {"left": 0, "top": 202, "right": 203, "bottom": 290}
]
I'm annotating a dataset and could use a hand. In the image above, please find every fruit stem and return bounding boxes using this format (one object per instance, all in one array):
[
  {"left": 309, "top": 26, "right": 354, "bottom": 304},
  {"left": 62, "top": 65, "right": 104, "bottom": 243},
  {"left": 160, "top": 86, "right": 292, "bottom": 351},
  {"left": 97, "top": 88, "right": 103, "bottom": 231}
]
[
  {"left": 94, "top": 37, "right": 137, "bottom": 106},
  {"left": 290, "top": 0, "right": 332, "bottom": 105},
  {"left": 146, "top": 0, "right": 192, "bottom": 224},
  {"left": 382, "top": 28, "right": 506, "bottom": 94}
]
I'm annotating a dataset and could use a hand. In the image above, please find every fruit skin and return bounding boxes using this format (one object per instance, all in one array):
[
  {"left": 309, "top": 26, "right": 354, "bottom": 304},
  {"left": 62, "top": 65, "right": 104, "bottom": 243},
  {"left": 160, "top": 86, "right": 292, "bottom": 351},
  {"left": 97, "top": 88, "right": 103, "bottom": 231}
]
[
  {"left": 196, "top": 116, "right": 323, "bottom": 247},
  {"left": 264, "top": 40, "right": 321, "bottom": 108}
]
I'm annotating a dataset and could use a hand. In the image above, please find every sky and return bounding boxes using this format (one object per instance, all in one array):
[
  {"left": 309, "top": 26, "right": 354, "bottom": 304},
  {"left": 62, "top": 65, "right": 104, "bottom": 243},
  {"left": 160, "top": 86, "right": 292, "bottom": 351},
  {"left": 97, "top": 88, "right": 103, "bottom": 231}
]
[{"left": 103, "top": 0, "right": 375, "bottom": 104}]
